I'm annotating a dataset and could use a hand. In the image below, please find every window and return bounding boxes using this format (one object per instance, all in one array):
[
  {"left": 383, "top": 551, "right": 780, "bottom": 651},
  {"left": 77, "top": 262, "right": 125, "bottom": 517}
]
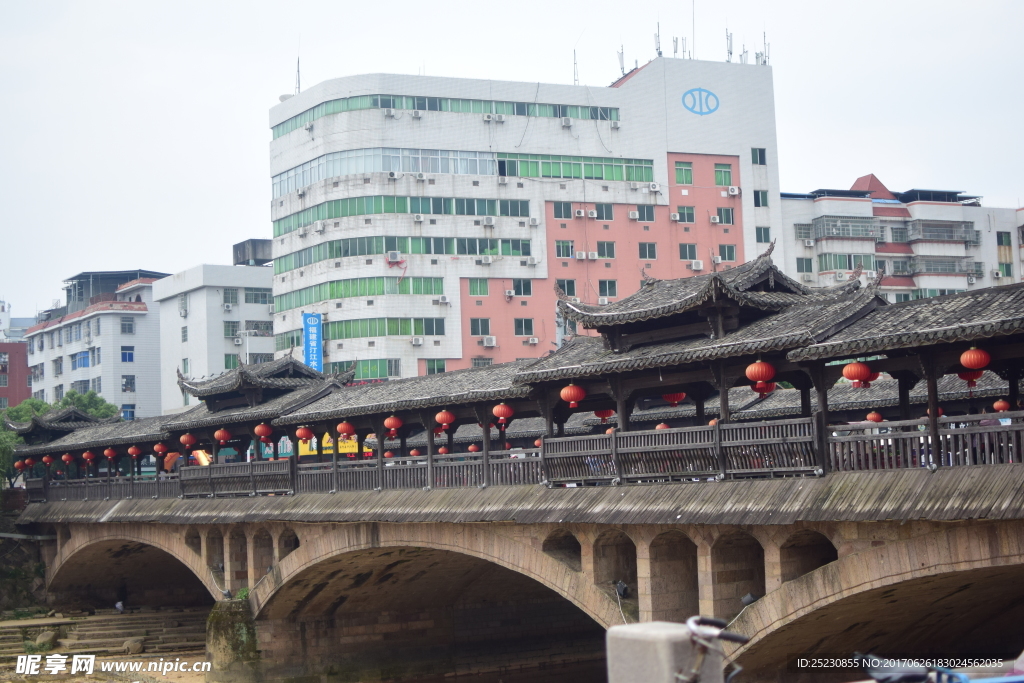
[
  {"left": 794, "top": 224, "right": 812, "bottom": 240},
  {"left": 514, "top": 318, "right": 534, "bottom": 336},
  {"left": 997, "top": 231, "right": 1013, "bottom": 246},
  {"left": 679, "top": 243, "right": 697, "bottom": 260},
  {"left": 796, "top": 258, "right": 814, "bottom": 273},
  {"left": 714, "top": 164, "right": 732, "bottom": 186},
  {"left": 468, "top": 278, "right": 488, "bottom": 296},
  {"left": 120, "top": 404, "right": 135, "bottom": 420},
  {"left": 716, "top": 208, "right": 734, "bottom": 225},
  {"left": 1000, "top": 262, "right": 1013, "bottom": 277},
  {"left": 70, "top": 379, "right": 88, "bottom": 393},
  {"left": 94, "top": 317, "right": 100, "bottom": 335},
  {"left": 594, "top": 204, "right": 614, "bottom": 220},
  {"left": 181, "top": 326, "right": 188, "bottom": 342},
  {"left": 636, "top": 205, "right": 654, "bottom": 222},
  {"left": 598, "top": 280, "right": 618, "bottom": 297},
  {"left": 245, "top": 287, "right": 273, "bottom": 304},
  {"left": 817, "top": 253, "right": 876, "bottom": 271},
  {"left": 597, "top": 241, "right": 616, "bottom": 258},
  {"left": 677, "top": 206, "right": 695, "bottom": 223},
  {"left": 70, "top": 352, "right": 90, "bottom": 370},
  {"left": 674, "top": 161, "right": 693, "bottom": 184},
  {"left": 224, "top": 321, "right": 240, "bottom": 337},
  {"left": 891, "top": 259, "right": 910, "bottom": 275},
  {"left": 91, "top": 377, "right": 102, "bottom": 393},
  {"left": 756, "top": 227, "right": 771, "bottom": 243},
  {"left": 225, "top": 354, "right": 240, "bottom": 370},
  {"left": 182, "top": 390, "right": 190, "bottom": 406},
  {"left": 121, "top": 346, "right": 134, "bottom": 362},
  {"left": 512, "top": 279, "right": 532, "bottom": 296},
  {"left": 639, "top": 243, "right": 657, "bottom": 259},
  {"left": 54, "top": 384, "right": 64, "bottom": 401},
  {"left": 753, "top": 191, "right": 768, "bottom": 208},
  {"left": 90, "top": 347, "right": 101, "bottom": 365},
  {"left": 182, "top": 358, "right": 190, "bottom": 375},
  {"left": 245, "top": 320, "right": 274, "bottom": 337},
  {"left": 0, "top": 398, "right": 6, "bottom": 409},
  {"left": 425, "top": 359, "right": 446, "bottom": 375},
  {"left": 470, "top": 318, "right": 490, "bottom": 336},
  {"left": 555, "top": 240, "right": 575, "bottom": 258},
  {"left": 120, "top": 317, "right": 135, "bottom": 334},
  {"left": 556, "top": 279, "right": 576, "bottom": 297},
  {"left": 719, "top": 245, "right": 736, "bottom": 262},
  {"left": 121, "top": 375, "right": 136, "bottom": 392},
  {"left": 472, "top": 357, "right": 493, "bottom": 368},
  {"left": 553, "top": 202, "right": 572, "bottom": 219},
  {"left": 178, "top": 293, "right": 189, "bottom": 315},
  {"left": 249, "top": 353, "right": 274, "bottom": 364},
  {"left": 73, "top": 323, "right": 82, "bottom": 341},
  {"left": 322, "top": 317, "right": 446, "bottom": 340},
  {"left": 53, "top": 357, "right": 63, "bottom": 376},
  {"left": 0, "top": 375, "right": 7, "bottom": 388},
  {"left": 223, "top": 288, "right": 239, "bottom": 304},
  {"left": 751, "top": 148, "right": 767, "bottom": 165},
  {"left": 64, "top": 327, "right": 71, "bottom": 344}
]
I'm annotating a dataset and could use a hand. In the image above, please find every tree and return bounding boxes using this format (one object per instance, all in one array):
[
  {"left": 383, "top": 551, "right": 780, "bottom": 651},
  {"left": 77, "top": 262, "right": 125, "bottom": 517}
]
[
  {"left": 4, "top": 398, "right": 50, "bottom": 424},
  {"left": 53, "top": 391, "right": 120, "bottom": 419}
]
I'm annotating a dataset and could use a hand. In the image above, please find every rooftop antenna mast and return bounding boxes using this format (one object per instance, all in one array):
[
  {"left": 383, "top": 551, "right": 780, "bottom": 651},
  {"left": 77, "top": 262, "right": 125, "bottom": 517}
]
[
  {"left": 655, "top": 22, "right": 663, "bottom": 57},
  {"left": 740, "top": 44, "right": 748, "bottom": 64},
  {"left": 617, "top": 45, "right": 625, "bottom": 75},
  {"left": 573, "top": 50, "right": 579, "bottom": 85},
  {"left": 295, "top": 56, "right": 301, "bottom": 94},
  {"left": 726, "top": 28, "right": 733, "bottom": 62}
]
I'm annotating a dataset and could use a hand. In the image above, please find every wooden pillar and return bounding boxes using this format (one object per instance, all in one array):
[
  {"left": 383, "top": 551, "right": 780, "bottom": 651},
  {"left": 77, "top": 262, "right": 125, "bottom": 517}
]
[
  {"left": 921, "top": 352, "right": 942, "bottom": 468},
  {"left": 1008, "top": 364, "right": 1021, "bottom": 411},
  {"left": 419, "top": 412, "right": 436, "bottom": 489},
  {"left": 693, "top": 390, "right": 706, "bottom": 426},
  {"left": 375, "top": 418, "right": 386, "bottom": 490},
  {"left": 271, "top": 437, "right": 279, "bottom": 461},
  {"left": 315, "top": 427, "right": 324, "bottom": 464},
  {"left": 399, "top": 430, "right": 408, "bottom": 458},
  {"left": 356, "top": 433, "right": 366, "bottom": 460},
  {"left": 539, "top": 394, "right": 555, "bottom": 437},
  {"left": 611, "top": 376, "right": 631, "bottom": 432},
  {"left": 446, "top": 426, "right": 455, "bottom": 453},
  {"left": 799, "top": 386, "right": 812, "bottom": 418},
  {"left": 475, "top": 407, "right": 492, "bottom": 488},
  {"left": 556, "top": 420, "right": 565, "bottom": 437},
  {"left": 898, "top": 373, "right": 913, "bottom": 422},
  {"left": 810, "top": 363, "right": 831, "bottom": 472},
  {"left": 714, "top": 362, "right": 731, "bottom": 423}
]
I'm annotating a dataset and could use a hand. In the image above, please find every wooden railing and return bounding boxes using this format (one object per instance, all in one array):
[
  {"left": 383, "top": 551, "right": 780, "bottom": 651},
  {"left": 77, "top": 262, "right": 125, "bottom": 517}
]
[{"left": 827, "top": 410, "right": 1024, "bottom": 471}]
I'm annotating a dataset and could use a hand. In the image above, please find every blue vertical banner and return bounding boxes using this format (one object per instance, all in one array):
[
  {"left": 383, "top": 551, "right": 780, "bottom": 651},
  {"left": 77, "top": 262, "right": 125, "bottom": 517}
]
[{"left": 303, "top": 313, "right": 322, "bottom": 371}]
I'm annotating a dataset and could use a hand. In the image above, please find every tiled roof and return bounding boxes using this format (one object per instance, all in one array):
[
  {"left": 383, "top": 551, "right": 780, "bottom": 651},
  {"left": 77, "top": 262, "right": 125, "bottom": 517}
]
[
  {"left": 15, "top": 415, "right": 172, "bottom": 457},
  {"left": 788, "top": 283, "right": 1024, "bottom": 361},
  {"left": 163, "top": 381, "right": 340, "bottom": 432},
  {"left": 178, "top": 356, "right": 326, "bottom": 398},
  {"left": 5, "top": 407, "right": 110, "bottom": 435}
]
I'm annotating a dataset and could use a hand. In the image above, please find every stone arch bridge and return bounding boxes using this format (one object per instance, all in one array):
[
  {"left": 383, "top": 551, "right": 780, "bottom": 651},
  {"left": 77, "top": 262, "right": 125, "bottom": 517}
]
[{"left": 22, "top": 465, "right": 1024, "bottom": 682}]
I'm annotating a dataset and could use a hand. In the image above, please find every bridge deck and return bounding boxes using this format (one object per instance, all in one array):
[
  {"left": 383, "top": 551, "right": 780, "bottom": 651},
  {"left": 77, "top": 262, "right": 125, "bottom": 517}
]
[{"left": 17, "top": 463, "right": 1024, "bottom": 527}]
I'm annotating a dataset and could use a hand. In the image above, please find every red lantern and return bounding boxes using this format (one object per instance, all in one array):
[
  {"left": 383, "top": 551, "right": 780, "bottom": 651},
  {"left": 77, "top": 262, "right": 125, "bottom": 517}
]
[
  {"left": 435, "top": 410, "right": 456, "bottom": 430},
  {"left": 61, "top": 453, "right": 74, "bottom": 464},
  {"left": 383, "top": 416, "right": 403, "bottom": 438},
  {"left": 960, "top": 347, "right": 990, "bottom": 370},
  {"left": 179, "top": 434, "right": 197, "bottom": 450},
  {"left": 843, "top": 362, "right": 872, "bottom": 387},
  {"left": 492, "top": 402, "right": 515, "bottom": 426},
  {"left": 153, "top": 443, "right": 168, "bottom": 454},
  {"left": 560, "top": 383, "right": 587, "bottom": 408},
  {"left": 655, "top": 423, "right": 670, "bottom": 430},
  {"left": 213, "top": 429, "right": 232, "bottom": 445},
  {"left": 867, "top": 372, "right": 881, "bottom": 383},
  {"left": 709, "top": 418, "right": 718, "bottom": 426},
  {"left": 753, "top": 381, "right": 776, "bottom": 397},
  {"left": 254, "top": 423, "right": 274, "bottom": 442},
  {"left": 409, "top": 449, "right": 422, "bottom": 457},
  {"left": 295, "top": 426, "right": 314, "bottom": 443},
  {"left": 384, "top": 451, "right": 394, "bottom": 458},
  {"left": 24, "top": 458, "right": 35, "bottom": 468},
  {"left": 594, "top": 409, "right": 615, "bottom": 424},
  {"left": 927, "top": 407, "right": 944, "bottom": 417},
  {"left": 438, "top": 446, "right": 449, "bottom": 455},
  {"left": 662, "top": 392, "right": 687, "bottom": 407},
  {"left": 745, "top": 361, "right": 776, "bottom": 383},
  {"left": 13, "top": 460, "right": 25, "bottom": 471},
  {"left": 468, "top": 444, "right": 480, "bottom": 452},
  {"left": 994, "top": 399, "right": 1011, "bottom": 412},
  {"left": 605, "top": 427, "right": 615, "bottom": 434},
  {"left": 127, "top": 446, "right": 141, "bottom": 458},
  {"left": 433, "top": 426, "right": 444, "bottom": 435},
  {"left": 534, "top": 439, "right": 543, "bottom": 448},
  {"left": 866, "top": 411, "right": 884, "bottom": 423},
  {"left": 957, "top": 370, "right": 983, "bottom": 388},
  {"left": 82, "top": 451, "right": 96, "bottom": 462},
  {"left": 504, "top": 441, "right": 512, "bottom": 449},
  {"left": 42, "top": 455, "right": 54, "bottom": 466},
  {"left": 103, "top": 448, "right": 116, "bottom": 460}
]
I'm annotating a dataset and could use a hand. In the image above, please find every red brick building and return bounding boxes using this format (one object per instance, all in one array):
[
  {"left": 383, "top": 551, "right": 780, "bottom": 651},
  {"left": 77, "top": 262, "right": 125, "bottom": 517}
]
[{"left": 0, "top": 342, "right": 30, "bottom": 410}]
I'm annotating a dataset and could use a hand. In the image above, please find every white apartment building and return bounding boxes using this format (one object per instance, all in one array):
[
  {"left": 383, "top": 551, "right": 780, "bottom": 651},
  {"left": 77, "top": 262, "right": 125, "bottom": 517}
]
[
  {"left": 779, "top": 175, "right": 1024, "bottom": 301},
  {"left": 267, "top": 57, "right": 784, "bottom": 379},
  {"left": 153, "top": 253, "right": 275, "bottom": 414},
  {"left": 24, "top": 271, "right": 168, "bottom": 419}
]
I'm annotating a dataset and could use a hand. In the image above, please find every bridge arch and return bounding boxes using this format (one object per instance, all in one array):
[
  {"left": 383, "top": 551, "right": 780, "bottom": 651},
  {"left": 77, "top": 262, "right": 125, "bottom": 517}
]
[
  {"left": 729, "top": 521, "right": 1024, "bottom": 678},
  {"left": 48, "top": 525, "right": 220, "bottom": 607}
]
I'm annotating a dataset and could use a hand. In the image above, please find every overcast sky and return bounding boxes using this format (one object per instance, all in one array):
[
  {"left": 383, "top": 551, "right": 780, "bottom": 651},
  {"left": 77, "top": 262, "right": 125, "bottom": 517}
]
[{"left": 1, "top": 0, "right": 1021, "bottom": 317}]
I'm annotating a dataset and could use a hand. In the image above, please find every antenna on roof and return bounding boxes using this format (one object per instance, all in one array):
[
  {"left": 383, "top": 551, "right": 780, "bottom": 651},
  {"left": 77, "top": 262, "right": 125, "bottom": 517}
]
[
  {"left": 692, "top": 0, "right": 696, "bottom": 59},
  {"left": 672, "top": 36, "right": 678, "bottom": 57},
  {"left": 655, "top": 23, "right": 662, "bottom": 57},
  {"left": 617, "top": 45, "right": 625, "bottom": 75},
  {"left": 573, "top": 50, "right": 579, "bottom": 86},
  {"left": 726, "top": 28, "right": 733, "bottom": 62},
  {"left": 295, "top": 56, "right": 301, "bottom": 94},
  {"left": 739, "top": 44, "right": 748, "bottom": 64}
]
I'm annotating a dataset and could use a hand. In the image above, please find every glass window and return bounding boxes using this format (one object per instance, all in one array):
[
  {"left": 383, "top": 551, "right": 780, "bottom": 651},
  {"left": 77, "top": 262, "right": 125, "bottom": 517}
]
[
  {"left": 597, "top": 241, "right": 616, "bottom": 258},
  {"left": 679, "top": 243, "right": 697, "bottom": 260},
  {"left": 245, "top": 288, "right": 273, "bottom": 304},
  {"left": 555, "top": 240, "right": 575, "bottom": 258},
  {"left": 636, "top": 205, "right": 655, "bottom": 222},
  {"left": 895, "top": 293, "right": 912, "bottom": 303},
  {"left": 225, "top": 354, "right": 240, "bottom": 370},
  {"left": 1000, "top": 262, "right": 1013, "bottom": 277},
  {"left": 245, "top": 320, "right": 274, "bottom": 337},
  {"left": 719, "top": 245, "right": 736, "bottom": 262},
  {"left": 794, "top": 224, "right": 813, "bottom": 240},
  {"left": 796, "top": 258, "right": 813, "bottom": 273},
  {"left": 0, "top": 375, "right": 7, "bottom": 388},
  {"left": 552, "top": 202, "right": 573, "bottom": 219},
  {"left": 468, "top": 278, "right": 488, "bottom": 296},
  {"left": 182, "top": 358, "right": 190, "bottom": 375},
  {"left": 120, "top": 346, "right": 134, "bottom": 362},
  {"left": 94, "top": 318, "right": 100, "bottom": 335},
  {"left": 512, "top": 279, "right": 532, "bottom": 296},
  {"left": 249, "top": 353, "right": 274, "bottom": 364},
  {"left": 889, "top": 226, "right": 908, "bottom": 243},
  {"left": 594, "top": 204, "right": 614, "bottom": 221},
  {"left": 556, "top": 279, "right": 576, "bottom": 296},
  {"left": 997, "top": 231, "right": 1012, "bottom": 246},
  {"left": 120, "top": 317, "right": 135, "bottom": 334},
  {"left": 223, "top": 288, "right": 239, "bottom": 304},
  {"left": 754, "top": 191, "right": 769, "bottom": 208},
  {"left": 54, "top": 384, "right": 64, "bottom": 401},
  {"left": 714, "top": 164, "right": 732, "bottom": 186},
  {"left": 73, "top": 323, "right": 81, "bottom": 341},
  {"left": 91, "top": 377, "right": 101, "bottom": 393},
  {"left": 470, "top": 318, "right": 490, "bottom": 336},
  {"left": 756, "top": 227, "right": 771, "bottom": 243},
  {"left": 514, "top": 318, "right": 534, "bottom": 336},
  {"left": 65, "top": 327, "right": 71, "bottom": 343},
  {"left": 751, "top": 148, "right": 767, "bottom": 165},
  {"left": 181, "top": 326, "right": 188, "bottom": 342},
  {"left": 717, "top": 208, "right": 734, "bottom": 225},
  {"left": 598, "top": 280, "right": 617, "bottom": 297},
  {"left": 639, "top": 243, "right": 657, "bottom": 259},
  {"left": 674, "top": 162, "right": 693, "bottom": 184},
  {"left": 472, "top": 357, "right": 493, "bottom": 368},
  {"left": 120, "top": 404, "right": 135, "bottom": 420},
  {"left": 90, "top": 347, "right": 101, "bottom": 365},
  {"left": 121, "top": 375, "right": 136, "bottom": 392},
  {"left": 53, "top": 357, "right": 63, "bottom": 375},
  {"left": 224, "top": 321, "right": 240, "bottom": 337},
  {"left": 425, "top": 359, "right": 446, "bottom": 375},
  {"left": 677, "top": 206, "right": 695, "bottom": 223}
]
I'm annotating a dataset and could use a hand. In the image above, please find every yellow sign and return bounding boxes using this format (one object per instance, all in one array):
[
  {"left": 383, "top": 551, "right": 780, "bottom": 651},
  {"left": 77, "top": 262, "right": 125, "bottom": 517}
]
[{"left": 297, "top": 433, "right": 372, "bottom": 456}]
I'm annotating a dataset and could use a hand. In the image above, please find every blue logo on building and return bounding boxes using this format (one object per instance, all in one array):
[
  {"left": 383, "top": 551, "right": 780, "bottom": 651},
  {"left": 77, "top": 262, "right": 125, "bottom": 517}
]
[
  {"left": 682, "top": 88, "right": 719, "bottom": 115},
  {"left": 303, "top": 313, "right": 322, "bottom": 371}
]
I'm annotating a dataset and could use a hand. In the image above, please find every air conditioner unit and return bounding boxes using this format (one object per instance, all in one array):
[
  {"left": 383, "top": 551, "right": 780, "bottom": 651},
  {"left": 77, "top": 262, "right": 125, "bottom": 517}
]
[
  {"left": 992, "top": 270, "right": 1002, "bottom": 278},
  {"left": 629, "top": 182, "right": 641, "bottom": 190},
  {"left": 710, "top": 216, "right": 720, "bottom": 224},
  {"left": 585, "top": 210, "right": 597, "bottom": 218},
  {"left": 480, "top": 256, "right": 494, "bottom": 264},
  {"left": 233, "top": 337, "right": 243, "bottom": 346},
  {"left": 649, "top": 182, "right": 660, "bottom": 193},
  {"left": 569, "top": 297, "right": 581, "bottom": 303},
  {"left": 803, "top": 239, "right": 815, "bottom": 247},
  {"left": 498, "top": 176, "right": 509, "bottom": 185},
  {"left": 482, "top": 336, "right": 497, "bottom": 347},
  {"left": 313, "top": 221, "right": 325, "bottom": 233},
  {"left": 386, "top": 250, "right": 402, "bottom": 263},
  {"left": 801, "top": 273, "right": 814, "bottom": 282},
  {"left": 670, "top": 212, "right": 680, "bottom": 221},
  {"left": 413, "top": 213, "right": 425, "bottom": 222},
  {"left": 483, "top": 216, "right": 496, "bottom": 226},
  {"left": 527, "top": 337, "right": 539, "bottom": 345},
  {"left": 412, "top": 110, "right": 423, "bottom": 118},
  {"left": 529, "top": 217, "right": 540, "bottom": 226},
  {"left": 387, "top": 171, "right": 402, "bottom": 180},
  {"left": 494, "top": 114, "right": 506, "bottom": 122},
  {"left": 411, "top": 337, "right": 424, "bottom": 346},
  {"left": 967, "top": 276, "right": 977, "bottom": 284},
  {"left": 628, "top": 210, "right": 640, "bottom": 220},
  {"left": 297, "top": 226, "right": 308, "bottom": 236},
  {"left": 575, "top": 251, "right": 587, "bottom": 260},
  {"left": 223, "top": 303, "right": 233, "bottom": 312},
  {"left": 835, "top": 272, "right": 847, "bottom": 280},
  {"left": 689, "top": 260, "right": 704, "bottom": 271},
  {"left": 483, "top": 113, "right": 493, "bottom": 122},
  {"left": 268, "top": 304, "right": 275, "bottom": 314},
  {"left": 383, "top": 108, "right": 397, "bottom": 117},
  {"left": 728, "top": 186, "right": 741, "bottom": 195},
  {"left": 560, "top": 117, "right": 572, "bottom": 127},
  {"left": 304, "top": 122, "right": 314, "bottom": 132},
  {"left": 414, "top": 172, "right": 427, "bottom": 181},
  {"left": 611, "top": 120, "right": 620, "bottom": 129},
  {"left": 574, "top": 209, "right": 585, "bottom": 218},
  {"left": 588, "top": 252, "right": 599, "bottom": 260},
  {"left": 598, "top": 297, "right": 610, "bottom": 305},
  {"left": 437, "top": 295, "right": 450, "bottom": 304},
  {"left": 504, "top": 289, "right": 516, "bottom": 297},
  {"left": 527, "top": 256, "right": 539, "bottom": 265},
  {"left": 712, "top": 256, "right": 723, "bottom": 264}
]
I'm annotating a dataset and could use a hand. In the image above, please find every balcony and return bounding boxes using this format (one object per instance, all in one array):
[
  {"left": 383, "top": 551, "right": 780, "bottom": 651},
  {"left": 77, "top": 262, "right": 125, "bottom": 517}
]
[
  {"left": 908, "top": 257, "right": 976, "bottom": 275},
  {"left": 812, "top": 216, "right": 883, "bottom": 241},
  {"left": 906, "top": 220, "right": 976, "bottom": 243}
]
